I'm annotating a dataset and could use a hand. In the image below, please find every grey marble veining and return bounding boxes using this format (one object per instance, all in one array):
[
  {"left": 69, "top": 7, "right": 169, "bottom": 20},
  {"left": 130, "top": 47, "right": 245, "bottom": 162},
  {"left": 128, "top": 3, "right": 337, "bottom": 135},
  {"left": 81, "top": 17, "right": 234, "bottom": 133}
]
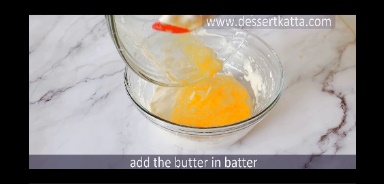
[{"left": 29, "top": 15, "right": 356, "bottom": 155}]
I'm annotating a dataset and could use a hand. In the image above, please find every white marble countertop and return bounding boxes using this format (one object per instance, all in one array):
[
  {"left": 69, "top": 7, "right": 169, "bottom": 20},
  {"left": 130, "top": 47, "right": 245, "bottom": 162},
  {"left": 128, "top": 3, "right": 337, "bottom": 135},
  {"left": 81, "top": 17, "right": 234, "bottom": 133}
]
[{"left": 29, "top": 15, "right": 356, "bottom": 154}]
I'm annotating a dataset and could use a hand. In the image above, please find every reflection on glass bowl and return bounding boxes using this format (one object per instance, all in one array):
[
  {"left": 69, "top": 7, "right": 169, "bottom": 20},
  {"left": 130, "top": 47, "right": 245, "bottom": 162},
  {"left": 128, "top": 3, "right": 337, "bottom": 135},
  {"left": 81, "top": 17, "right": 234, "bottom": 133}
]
[{"left": 124, "top": 31, "right": 284, "bottom": 150}]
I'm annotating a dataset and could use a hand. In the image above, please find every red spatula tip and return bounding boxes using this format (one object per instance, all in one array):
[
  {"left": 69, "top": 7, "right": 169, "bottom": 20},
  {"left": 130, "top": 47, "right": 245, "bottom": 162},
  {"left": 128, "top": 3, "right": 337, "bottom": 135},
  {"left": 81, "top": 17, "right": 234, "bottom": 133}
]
[{"left": 152, "top": 21, "right": 190, "bottom": 34}]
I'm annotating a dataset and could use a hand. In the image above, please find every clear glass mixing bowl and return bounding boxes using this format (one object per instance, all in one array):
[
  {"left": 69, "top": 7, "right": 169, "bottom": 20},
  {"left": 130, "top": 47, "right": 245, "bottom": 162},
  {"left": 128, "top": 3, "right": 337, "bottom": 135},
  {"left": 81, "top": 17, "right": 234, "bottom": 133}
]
[
  {"left": 107, "top": 15, "right": 251, "bottom": 87},
  {"left": 122, "top": 26, "right": 284, "bottom": 149}
]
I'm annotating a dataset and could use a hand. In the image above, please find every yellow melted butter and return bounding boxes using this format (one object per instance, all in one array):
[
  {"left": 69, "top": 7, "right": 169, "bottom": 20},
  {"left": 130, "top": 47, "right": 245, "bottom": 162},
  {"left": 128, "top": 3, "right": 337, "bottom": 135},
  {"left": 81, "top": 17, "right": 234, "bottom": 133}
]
[
  {"left": 164, "top": 34, "right": 223, "bottom": 85},
  {"left": 152, "top": 33, "right": 253, "bottom": 128},
  {"left": 170, "top": 75, "right": 252, "bottom": 127}
]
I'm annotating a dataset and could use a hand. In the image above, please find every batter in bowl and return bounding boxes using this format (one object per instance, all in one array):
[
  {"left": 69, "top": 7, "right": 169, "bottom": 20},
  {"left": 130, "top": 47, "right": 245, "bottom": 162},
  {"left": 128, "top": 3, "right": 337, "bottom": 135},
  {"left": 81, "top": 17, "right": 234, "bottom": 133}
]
[{"left": 149, "top": 33, "right": 253, "bottom": 128}]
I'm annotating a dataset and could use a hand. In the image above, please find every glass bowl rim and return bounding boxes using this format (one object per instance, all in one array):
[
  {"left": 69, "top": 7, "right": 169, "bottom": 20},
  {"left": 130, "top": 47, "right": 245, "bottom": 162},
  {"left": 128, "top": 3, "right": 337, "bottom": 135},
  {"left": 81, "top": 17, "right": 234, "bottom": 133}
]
[
  {"left": 111, "top": 14, "right": 285, "bottom": 132},
  {"left": 123, "top": 33, "right": 284, "bottom": 132}
]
